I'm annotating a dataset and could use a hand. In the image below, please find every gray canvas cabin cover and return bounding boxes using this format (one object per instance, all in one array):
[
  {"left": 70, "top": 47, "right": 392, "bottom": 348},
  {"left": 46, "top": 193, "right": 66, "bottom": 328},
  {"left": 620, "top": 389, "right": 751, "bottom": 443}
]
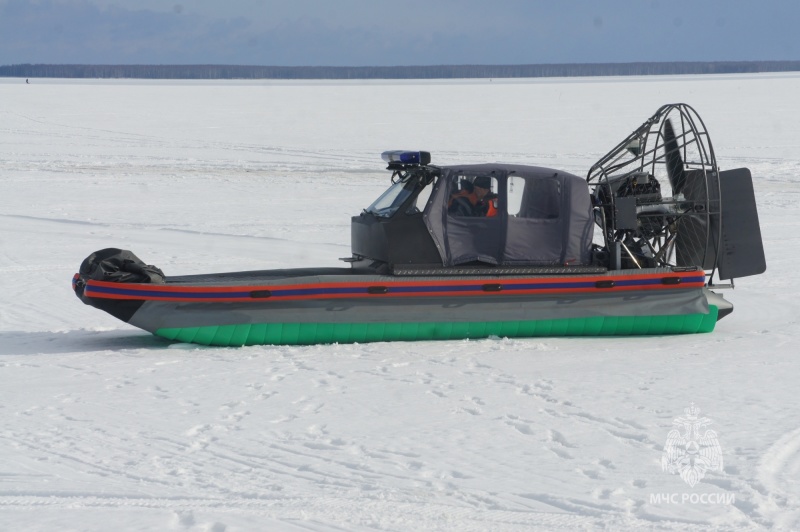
[{"left": 424, "top": 164, "right": 594, "bottom": 267}]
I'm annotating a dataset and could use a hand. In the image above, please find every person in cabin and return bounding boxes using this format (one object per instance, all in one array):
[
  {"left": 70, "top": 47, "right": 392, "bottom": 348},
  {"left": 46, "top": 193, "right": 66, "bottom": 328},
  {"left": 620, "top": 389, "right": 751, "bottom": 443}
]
[{"left": 448, "top": 176, "right": 498, "bottom": 217}]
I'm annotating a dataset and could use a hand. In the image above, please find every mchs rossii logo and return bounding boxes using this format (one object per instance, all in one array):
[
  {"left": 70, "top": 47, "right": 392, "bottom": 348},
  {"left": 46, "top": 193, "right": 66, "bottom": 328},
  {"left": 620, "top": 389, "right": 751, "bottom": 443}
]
[{"left": 661, "top": 403, "right": 724, "bottom": 487}]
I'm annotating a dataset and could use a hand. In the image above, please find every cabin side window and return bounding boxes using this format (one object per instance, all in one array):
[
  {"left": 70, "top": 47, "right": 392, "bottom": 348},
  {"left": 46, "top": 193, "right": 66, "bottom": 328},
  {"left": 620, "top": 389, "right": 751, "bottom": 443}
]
[
  {"left": 447, "top": 175, "right": 499, "bottom": 217},
  {"left": 507, "top": 175, "right": 561, "bottom": 219}
]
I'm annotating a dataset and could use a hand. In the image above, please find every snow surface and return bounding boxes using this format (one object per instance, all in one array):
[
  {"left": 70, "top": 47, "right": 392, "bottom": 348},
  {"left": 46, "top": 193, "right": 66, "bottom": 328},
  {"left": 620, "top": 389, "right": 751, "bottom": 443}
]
[{"left": 1, "top": 74, "right": 799, "bottom": 531}]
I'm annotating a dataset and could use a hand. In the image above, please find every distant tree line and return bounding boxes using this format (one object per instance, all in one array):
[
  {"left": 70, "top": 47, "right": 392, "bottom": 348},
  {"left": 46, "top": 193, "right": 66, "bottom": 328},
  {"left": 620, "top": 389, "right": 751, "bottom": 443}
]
[{"left": 2, "top": 62, "right": 800, "bottom": 80}]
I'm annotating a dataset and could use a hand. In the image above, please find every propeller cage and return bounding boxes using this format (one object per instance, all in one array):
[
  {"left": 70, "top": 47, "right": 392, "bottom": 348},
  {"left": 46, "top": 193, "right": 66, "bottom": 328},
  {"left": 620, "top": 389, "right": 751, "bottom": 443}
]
[{"left": 587, "top": 104, "right": 721, "bottom": 272}]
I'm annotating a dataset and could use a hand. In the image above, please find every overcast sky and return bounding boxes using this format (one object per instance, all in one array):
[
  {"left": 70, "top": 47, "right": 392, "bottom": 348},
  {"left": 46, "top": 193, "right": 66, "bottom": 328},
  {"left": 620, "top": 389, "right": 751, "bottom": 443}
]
[{"left": 0, "top": 0, "right": 797, "bottom": 66}]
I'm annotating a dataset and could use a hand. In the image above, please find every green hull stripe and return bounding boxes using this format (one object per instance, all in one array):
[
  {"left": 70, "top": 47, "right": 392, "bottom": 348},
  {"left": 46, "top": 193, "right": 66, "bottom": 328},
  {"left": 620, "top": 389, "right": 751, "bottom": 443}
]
[{"left": 154, "top": 307, "right": 718, "bottom": 346}]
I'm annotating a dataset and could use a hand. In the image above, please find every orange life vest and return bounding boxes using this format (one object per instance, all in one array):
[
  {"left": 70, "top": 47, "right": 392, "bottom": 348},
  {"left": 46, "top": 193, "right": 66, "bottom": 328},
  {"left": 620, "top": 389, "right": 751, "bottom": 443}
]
[
  {"left": 448, "top": 190, "right": 499, "bottom": 217},
  {"left": 448, "top": 190, "right": 478, "bottom": 209},
  {"left": 485, "top": 198, "right": 498, "bottom": 217}
]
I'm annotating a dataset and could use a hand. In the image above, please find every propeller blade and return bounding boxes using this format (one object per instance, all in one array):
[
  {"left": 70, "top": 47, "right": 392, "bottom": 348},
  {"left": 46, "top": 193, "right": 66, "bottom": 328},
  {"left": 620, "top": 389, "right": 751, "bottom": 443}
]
[{"left": 663, "top": 119, "right": 687, "bottom": 194}]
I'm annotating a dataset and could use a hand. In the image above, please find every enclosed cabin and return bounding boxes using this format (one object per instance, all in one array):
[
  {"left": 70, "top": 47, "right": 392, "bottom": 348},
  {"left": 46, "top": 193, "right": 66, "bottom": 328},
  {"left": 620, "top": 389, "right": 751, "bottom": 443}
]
[{"left": 350, "top": 151, "right": 595, "bottom": 273}]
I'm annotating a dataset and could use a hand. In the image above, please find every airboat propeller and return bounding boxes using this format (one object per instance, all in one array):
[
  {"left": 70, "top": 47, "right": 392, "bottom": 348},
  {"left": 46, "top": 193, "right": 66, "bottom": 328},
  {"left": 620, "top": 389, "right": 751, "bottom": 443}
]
[
  {"left": 587, "top": 103, "right": 766, "bottom": 282},
  {"left": 663, "top": 118, "right": 687, "bottom": 194}
]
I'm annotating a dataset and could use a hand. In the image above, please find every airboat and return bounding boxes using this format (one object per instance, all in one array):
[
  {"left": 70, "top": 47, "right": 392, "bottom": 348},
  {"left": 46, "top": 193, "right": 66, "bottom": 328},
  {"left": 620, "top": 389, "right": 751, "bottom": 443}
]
[{"left": 73, "top": 104, "right": 766, "bottom": 346}]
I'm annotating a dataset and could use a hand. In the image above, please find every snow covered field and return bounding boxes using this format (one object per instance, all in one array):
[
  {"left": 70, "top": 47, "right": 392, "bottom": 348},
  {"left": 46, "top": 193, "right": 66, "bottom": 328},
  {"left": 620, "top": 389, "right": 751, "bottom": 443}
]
[{"left": 1, "top": 74, "right": 799, "bottom": 530}]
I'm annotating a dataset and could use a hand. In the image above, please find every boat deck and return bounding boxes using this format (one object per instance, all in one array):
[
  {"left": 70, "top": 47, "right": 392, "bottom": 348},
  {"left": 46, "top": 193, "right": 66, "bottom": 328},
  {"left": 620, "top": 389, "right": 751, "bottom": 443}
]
[{"left": 158, "top": 265, "right": 696, "bottom": 287}]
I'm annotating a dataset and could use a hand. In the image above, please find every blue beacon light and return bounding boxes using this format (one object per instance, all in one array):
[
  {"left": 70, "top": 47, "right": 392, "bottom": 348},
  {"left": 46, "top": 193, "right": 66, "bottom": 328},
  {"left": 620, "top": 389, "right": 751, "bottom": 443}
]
[{"left": 381, "top": 150, "right": 432, "bottom": 166}]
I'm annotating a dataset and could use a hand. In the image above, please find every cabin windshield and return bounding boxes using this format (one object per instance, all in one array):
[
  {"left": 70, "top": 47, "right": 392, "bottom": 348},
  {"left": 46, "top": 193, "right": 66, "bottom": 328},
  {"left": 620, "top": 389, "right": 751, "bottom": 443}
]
[{"left": 365, "top": 177, "right": 416, "bottom": 218}]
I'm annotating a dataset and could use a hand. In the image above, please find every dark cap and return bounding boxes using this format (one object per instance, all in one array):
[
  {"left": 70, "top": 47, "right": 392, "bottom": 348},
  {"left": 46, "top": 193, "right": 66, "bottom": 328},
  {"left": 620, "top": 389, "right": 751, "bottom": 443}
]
[{"left": 473, "top": 176, "right": 492, "bottom": 189}]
